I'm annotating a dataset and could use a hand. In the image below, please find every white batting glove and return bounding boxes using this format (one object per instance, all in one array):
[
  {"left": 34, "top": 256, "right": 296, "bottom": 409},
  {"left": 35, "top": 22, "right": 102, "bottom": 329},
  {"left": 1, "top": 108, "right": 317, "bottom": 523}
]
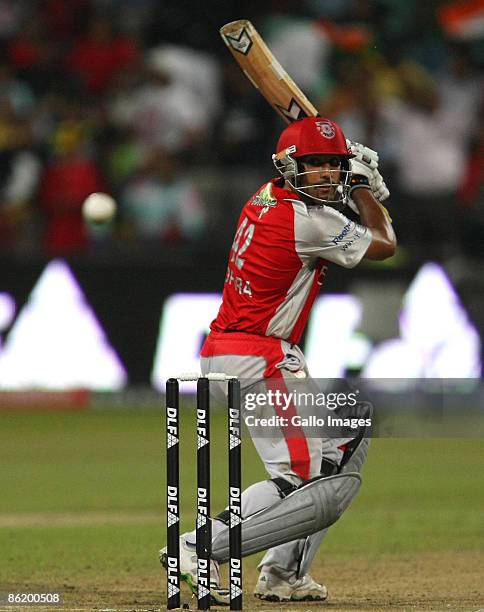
[
  {"left": 370, "top": 169, "right": 390, "bottom": 202},
  {"left": 347, "top": 159, "right": 391, "bottom": 214},
  {"left": 346, "top": 139, "right": 379, "bottom": 170},
  {"left": 346, "top": 139, "right": 388, "bottom": 200},
  {"left": 350, "top": 158, "right": 374, "bottom": 183}
]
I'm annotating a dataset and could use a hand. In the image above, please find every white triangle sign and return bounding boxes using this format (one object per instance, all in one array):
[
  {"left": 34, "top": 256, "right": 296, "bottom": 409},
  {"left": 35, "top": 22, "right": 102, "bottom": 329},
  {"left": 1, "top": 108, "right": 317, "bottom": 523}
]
[
  {"left": 167, "top": 434, "right": 179, "bottom": 449},
  {"left": 0, "top": 259, "right": 127, "bottom": 390},
  {"left": 230, "top": 513, "right": 241, "bottom": 528},
  {"left": 198, "top": 585, "right": 210, "bottom": 599},
  {"left": 230, "top": 434, "right": 240, "bottom": 449},
  {"left": 198, "top": 435, "right": 209, "bottom": 449}
]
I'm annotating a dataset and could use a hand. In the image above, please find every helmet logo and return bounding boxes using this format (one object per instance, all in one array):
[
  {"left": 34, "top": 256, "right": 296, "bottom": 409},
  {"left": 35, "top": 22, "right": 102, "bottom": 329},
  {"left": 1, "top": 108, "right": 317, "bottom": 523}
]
[{"left": 316, "top": 121, "right": 335, "bottom": 139}]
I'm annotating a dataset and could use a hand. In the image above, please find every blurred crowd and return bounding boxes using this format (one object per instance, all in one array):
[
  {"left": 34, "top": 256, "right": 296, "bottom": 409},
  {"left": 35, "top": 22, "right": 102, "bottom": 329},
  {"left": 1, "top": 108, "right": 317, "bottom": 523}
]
[{"left": 0, "top": 0, "right": 482, "bottom": 262}]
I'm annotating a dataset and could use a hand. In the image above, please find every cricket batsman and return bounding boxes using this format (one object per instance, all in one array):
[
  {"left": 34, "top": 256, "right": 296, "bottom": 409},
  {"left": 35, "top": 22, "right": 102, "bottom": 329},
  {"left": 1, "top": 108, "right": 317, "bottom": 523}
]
[{"left": 161, "top": 116, "right": 396, "bottom": 604}]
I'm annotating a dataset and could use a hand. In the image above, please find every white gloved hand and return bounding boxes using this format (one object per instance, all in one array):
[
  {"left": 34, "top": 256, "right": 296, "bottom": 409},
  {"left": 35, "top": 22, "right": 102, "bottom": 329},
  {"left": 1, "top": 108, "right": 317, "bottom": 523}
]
[
  {"left": 350, "top": 158, "right": 374, "bottom": 182},
  {"left": 370, "top": 169, "right": 390, "bottom": 202},
  {"left": 347, "top": 160, "right": 391, "bottom": 214},
  {"left": 346, "top": 139, "right": 379, "bottom": 170}
]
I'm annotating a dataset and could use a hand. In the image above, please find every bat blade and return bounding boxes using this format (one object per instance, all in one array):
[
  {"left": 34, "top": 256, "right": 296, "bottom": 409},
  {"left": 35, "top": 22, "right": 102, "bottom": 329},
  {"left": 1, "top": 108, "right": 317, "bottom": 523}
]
[{"left": 220, "top": 20, "right": 318, "bottom": 124}]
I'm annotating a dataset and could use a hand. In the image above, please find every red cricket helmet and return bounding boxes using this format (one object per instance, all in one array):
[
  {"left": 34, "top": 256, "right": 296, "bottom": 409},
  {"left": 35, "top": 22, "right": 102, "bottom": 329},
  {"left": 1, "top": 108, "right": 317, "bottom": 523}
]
[
  {"left": 273, "top": 117, "right": 353, "bottom": 207},
  {"left": 276, "top": 116, "right": 352, "bottom": 158}
]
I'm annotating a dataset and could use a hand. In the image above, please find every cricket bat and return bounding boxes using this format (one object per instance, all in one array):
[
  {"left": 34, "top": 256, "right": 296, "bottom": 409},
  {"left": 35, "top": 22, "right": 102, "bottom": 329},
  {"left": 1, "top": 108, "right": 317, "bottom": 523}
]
[{"left": 220, "top": 19, "right": 319, "bottom": 125}]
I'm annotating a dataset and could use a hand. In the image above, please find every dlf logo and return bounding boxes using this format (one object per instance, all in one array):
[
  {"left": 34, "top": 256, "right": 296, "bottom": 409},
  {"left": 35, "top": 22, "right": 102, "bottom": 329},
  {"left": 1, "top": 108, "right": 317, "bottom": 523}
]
[{"left": 167, "top": 556, "right": 178, "bottom": 585}]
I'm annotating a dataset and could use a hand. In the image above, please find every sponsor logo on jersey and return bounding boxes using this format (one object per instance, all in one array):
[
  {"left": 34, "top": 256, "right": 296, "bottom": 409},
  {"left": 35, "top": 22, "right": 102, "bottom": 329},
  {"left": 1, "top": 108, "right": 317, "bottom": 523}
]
[
  {"left": 316, "top": 120, "right": 336, "bottom": 139},
  {"left": 250, "top": 183, "right": 277, "bottom": 218},
  {"left": 332, "top": 222, "right": 364, "bottom": 251},
  {"left": 331, "top": 221, "right": 352, "bottom": 245},
  {"left": 341, "top": 237, "right": 358, "bottom": 251}
]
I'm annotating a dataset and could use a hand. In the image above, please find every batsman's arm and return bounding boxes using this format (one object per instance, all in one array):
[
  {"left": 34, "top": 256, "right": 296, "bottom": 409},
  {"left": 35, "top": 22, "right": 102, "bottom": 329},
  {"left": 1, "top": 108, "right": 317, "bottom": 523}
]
[{"left": 353, "top": 189, "right": 396, "bottom": 260}]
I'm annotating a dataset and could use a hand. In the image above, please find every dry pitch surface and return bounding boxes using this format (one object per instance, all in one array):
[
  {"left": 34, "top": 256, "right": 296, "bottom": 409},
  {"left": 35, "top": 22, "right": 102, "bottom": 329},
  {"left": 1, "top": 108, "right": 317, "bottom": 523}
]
[{"left": 2, "top": 550, "right": 483, "bottom": 611}]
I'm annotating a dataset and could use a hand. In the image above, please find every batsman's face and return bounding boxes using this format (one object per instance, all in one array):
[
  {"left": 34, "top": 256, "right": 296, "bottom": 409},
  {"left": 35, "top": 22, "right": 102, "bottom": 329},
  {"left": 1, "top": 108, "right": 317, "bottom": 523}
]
[{"left": 298, "top": 155, "right": 343, "bottom": 201}]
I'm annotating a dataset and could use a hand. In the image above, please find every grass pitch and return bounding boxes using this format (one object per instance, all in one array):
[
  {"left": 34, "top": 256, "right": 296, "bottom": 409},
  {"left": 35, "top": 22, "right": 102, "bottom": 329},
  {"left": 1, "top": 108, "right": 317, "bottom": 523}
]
[{"left": 0, "top": 408, "right": 483, "bottom": 610}]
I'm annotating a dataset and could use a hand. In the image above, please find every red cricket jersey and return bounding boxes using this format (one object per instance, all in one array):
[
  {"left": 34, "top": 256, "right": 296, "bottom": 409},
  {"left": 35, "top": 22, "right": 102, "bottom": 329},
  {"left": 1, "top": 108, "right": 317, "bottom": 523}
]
[{"left": 210, "top": 179, "right": 372, "bottom": 344}]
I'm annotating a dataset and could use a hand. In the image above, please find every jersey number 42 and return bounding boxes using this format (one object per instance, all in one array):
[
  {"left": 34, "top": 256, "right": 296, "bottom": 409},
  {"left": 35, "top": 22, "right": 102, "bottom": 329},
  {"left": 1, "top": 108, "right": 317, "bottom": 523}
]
[{"left": 230, "top": 217, "right": 255, "bottom": 270}]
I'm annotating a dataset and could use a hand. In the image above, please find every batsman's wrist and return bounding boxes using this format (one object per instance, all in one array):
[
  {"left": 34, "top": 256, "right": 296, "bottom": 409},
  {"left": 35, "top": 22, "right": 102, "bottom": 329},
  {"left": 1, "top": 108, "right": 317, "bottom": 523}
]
[{"left": 349, "top": 174, "right": 371, "bottom": 195}]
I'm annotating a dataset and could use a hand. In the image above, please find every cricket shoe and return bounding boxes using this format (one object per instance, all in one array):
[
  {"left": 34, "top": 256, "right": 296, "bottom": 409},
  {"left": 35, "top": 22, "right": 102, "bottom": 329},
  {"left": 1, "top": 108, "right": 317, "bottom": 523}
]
[
  {"left": 254, "top": 570, "right": 328, "bottom": 602},
  {"left": 159, "top": 536, "right": 230, "bottom": 606}
]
